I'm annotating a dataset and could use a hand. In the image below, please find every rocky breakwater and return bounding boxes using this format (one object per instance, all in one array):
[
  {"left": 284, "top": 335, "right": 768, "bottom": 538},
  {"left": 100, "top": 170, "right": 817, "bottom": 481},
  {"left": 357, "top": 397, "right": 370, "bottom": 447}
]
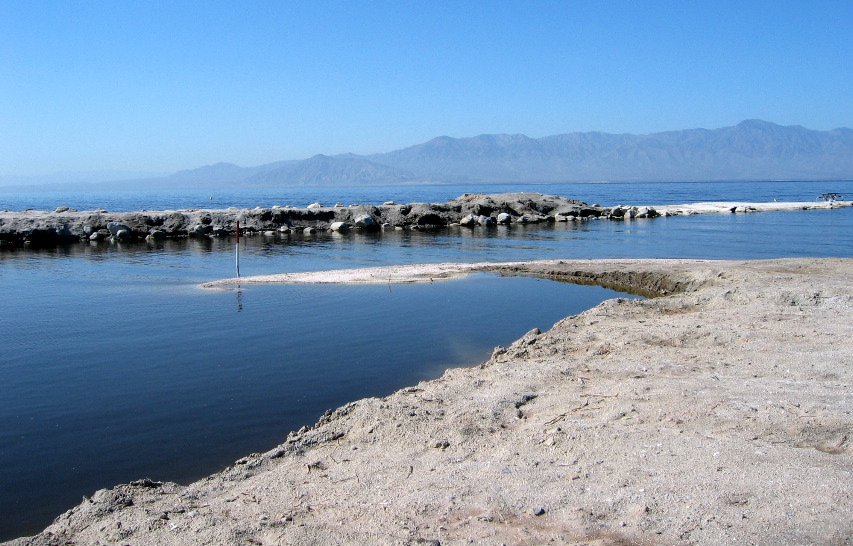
[{"left": 0, "top": 193, "right": 628, "bottom": 248}]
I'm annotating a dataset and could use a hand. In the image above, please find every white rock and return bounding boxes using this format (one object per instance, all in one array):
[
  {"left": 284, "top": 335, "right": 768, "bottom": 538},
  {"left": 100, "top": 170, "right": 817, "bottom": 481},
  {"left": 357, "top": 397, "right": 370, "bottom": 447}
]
[
  {"left": 460, "top": 214, "right": 478, "bottom": 227},
  {"left": 354, "top": 215, "right": 376, "bottom": 228}
]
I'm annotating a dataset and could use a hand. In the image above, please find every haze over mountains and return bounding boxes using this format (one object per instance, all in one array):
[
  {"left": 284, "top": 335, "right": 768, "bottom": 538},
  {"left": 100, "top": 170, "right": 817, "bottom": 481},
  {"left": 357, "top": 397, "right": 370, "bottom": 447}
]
[{"left": 5, "top": 120, "right": 853, "bottom": 190}]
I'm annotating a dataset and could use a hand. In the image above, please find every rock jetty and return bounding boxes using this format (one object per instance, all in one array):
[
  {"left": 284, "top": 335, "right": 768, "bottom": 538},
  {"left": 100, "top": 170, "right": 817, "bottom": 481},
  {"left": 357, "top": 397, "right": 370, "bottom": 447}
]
[
  {"left": 3, "top": 192, "right": 849, "bottom": 248},
  {"left": 0, "top": 193, "right": 614, "bottom": 248}
]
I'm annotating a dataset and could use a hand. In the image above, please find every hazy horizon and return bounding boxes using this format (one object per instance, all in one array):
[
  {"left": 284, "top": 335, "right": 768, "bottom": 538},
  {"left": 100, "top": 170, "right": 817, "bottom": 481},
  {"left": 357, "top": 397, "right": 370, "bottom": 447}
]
[
  {"left": 2, "top": 2, "right": 852, "bottom": 179},
  {"left": 2, "top": 119, "right": 853, "bottom": 188}
]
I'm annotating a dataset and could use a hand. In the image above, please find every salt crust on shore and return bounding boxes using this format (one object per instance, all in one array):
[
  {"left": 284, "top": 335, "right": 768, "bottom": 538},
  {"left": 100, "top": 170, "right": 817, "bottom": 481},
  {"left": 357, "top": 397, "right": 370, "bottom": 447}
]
[
  {"left": 8, "top": 258, "right": 853, "bottom": 545},
  {"left": 652, "top": 200, "right": 850, "bottom": 214},
  {"left": 200, "top": 259, "right": 704, "bottom": 289}
]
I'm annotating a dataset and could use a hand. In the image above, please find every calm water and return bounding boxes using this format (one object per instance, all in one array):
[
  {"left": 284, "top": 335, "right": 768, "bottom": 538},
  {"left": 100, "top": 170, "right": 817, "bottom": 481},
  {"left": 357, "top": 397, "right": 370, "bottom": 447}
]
[
  {"left": 1, "top": 179, "right": 851, "bottom": 212},
  {"left": 1, "top": 180, "right": 852, "bottom": 540}
]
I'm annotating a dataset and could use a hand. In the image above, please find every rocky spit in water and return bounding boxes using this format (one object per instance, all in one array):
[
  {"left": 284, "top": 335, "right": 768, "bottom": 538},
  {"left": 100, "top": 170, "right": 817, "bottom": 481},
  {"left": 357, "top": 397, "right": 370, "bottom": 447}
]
[
  {"left": 3, "top": 192, "right": 849, "bottom": 248},
  {"left": 0, "top": 193, "right": 645, "bottom": 248}
]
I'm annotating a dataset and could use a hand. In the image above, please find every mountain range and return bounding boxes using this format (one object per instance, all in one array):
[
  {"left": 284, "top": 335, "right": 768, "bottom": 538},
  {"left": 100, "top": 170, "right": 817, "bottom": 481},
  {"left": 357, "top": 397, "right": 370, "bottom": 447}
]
[{"left": 5, "top": 120, "right": 853, "bottom": 189}]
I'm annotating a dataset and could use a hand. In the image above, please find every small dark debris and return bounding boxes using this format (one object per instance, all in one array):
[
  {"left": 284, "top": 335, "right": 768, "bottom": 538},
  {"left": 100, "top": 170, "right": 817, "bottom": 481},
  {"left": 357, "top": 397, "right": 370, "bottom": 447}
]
[
  {"left": 433, "top": 440, "right": 450, "bottom": 449},
  {"left": 515, "top": 394, "right": 538, "bottom": 409}
]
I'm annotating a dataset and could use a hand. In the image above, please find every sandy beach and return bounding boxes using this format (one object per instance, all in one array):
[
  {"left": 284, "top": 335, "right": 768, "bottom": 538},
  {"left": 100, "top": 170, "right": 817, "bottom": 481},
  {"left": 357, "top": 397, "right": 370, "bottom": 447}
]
[{"left": 8, "top": 257, "right": 853, "bottom": 545}]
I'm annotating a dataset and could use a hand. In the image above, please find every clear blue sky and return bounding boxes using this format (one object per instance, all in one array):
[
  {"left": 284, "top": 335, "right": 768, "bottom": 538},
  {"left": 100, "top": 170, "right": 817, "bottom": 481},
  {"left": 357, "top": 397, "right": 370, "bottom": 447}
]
[{"left": 1, "top": 0, "right": 851, "bottom": 177}]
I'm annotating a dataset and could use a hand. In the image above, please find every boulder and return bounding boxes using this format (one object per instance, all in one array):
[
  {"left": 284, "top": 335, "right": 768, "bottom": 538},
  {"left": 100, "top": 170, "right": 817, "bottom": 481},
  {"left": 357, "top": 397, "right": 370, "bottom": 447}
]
[
  {"left": 113, "top": 229, "right": 132, "bottom": 241},
  {"left": 330, "top": 222, "right": 350, "bottom": 232},
  {"left": 635, "top": 206, "right": 659, "bottom": 218},
  {"left": 354, "top": 214, "right": 377, "bottom": 229},
  {"left": 307, "top": 202, "right": 323, "bottom": 209},
  {"left": 609, "top": 207, "right": 627, "bottom": 219},
  {"left": 303, "top": 227, "right": 317, "bottom": 234},
  {"left": 147, "top": 230, "right": 167, "bottom": 240},
  {"left": 460, "top": 214, "right": 478, "bottom": 227},
  {"left": 107, "top": 222, "right": 132, "bottom": 236}
]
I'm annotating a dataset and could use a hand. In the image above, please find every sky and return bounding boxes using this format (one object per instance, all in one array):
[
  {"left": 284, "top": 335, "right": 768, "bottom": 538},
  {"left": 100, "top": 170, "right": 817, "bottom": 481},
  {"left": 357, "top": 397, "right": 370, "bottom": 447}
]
[{"left": 1, "top": 0, "right": 852, "bottom": 178}]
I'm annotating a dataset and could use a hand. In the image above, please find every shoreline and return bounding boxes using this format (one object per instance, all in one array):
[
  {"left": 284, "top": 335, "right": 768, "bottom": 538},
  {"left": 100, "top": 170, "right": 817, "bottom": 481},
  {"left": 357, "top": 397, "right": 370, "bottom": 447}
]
[
  {"left": 198, "top": 258, "right": 707, "bottom": 290},
  {"left": 8, "top": 257, "right": 852, "bottom": 545},
  {"left": 2, "top": 192, "right": 850, "bottom": 248}
]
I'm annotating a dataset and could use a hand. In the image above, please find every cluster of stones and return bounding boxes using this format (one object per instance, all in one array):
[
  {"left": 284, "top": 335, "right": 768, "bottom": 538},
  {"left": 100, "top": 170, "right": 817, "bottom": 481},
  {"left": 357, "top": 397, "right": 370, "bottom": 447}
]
[
  {"left": 0, "top": 193, "right": 663, "bottom": 248},
  {"left": 606, "top": 205, "right": 662, "bottom": 219}
]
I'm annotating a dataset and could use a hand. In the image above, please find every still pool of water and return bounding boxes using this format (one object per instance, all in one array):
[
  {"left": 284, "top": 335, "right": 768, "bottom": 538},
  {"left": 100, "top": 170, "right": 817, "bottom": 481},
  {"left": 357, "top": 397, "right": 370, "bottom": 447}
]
[{"left": 0, "top": 258, "right": 636, "bottom": 540}]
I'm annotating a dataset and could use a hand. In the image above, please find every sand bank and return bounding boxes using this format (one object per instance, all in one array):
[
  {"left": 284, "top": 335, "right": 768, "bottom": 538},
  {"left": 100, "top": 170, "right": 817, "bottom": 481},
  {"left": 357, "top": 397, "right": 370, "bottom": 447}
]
[
  {"left": 199, "top": 259, "right": 696, "bottom": 290},
  {"left": 8, "top": 258, "right": 853, "bottom": 545}
]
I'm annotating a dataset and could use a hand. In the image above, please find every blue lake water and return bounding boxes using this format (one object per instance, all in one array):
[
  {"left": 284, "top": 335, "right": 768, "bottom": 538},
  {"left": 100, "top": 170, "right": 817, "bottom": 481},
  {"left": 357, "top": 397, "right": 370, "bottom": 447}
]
[
  {"left": 1, "top": 179, "right": 850, "bottom": 212},
  {"left": 1, "top": 180, "right": 852, "bottom": 540}
]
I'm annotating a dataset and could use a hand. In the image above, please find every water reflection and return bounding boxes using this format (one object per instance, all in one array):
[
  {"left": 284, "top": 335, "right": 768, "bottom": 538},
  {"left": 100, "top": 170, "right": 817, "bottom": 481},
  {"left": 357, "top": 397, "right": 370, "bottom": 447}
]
[
  {"left": 2, "top": 208, "right": 851, "bottom": 279},
  {"left": 0, "top": 271, "right": 633, "bottom": 541}
]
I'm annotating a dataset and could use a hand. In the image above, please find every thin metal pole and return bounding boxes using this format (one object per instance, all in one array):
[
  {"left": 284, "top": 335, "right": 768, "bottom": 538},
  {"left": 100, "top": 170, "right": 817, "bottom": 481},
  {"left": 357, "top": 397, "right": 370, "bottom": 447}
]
[{"left": 236, "top": 220, "right": 241, "bottom": 278}]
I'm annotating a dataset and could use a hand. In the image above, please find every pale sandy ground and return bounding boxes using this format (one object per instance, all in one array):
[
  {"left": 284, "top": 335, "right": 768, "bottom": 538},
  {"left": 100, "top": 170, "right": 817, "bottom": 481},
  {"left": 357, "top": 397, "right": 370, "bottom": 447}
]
[{"left": 9, "top": 258, "right": 853, "bottom": 545}]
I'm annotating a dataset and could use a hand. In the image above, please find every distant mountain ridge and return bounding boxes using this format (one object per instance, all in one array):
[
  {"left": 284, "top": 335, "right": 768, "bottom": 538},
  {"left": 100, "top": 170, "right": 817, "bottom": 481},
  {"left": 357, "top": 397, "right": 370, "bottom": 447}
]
[
  {"left": 364, "top": 120, "right": 853, "bottom": 183},
  {"left": 6, "top": 120, "right": 853, "bottom": 190}
]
